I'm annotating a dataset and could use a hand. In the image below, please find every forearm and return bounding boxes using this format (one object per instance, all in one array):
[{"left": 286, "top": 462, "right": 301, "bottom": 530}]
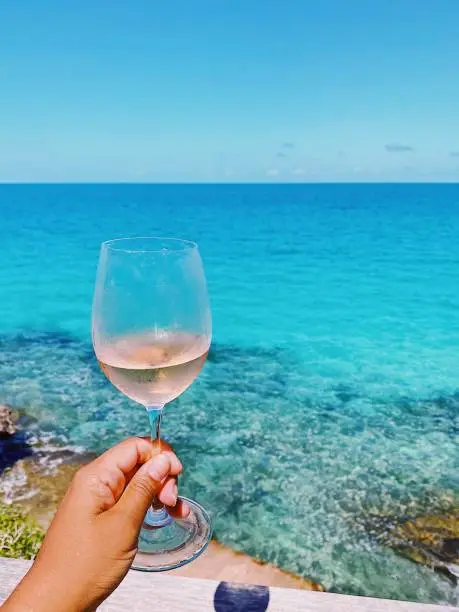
[{"left": 2, "top": 562, "right": 98, "bottom": 612}]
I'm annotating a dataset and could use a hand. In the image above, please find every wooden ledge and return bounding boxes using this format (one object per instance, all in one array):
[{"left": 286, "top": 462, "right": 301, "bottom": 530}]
[{"left": 0, "top": 558, "right": 456, "bottom": 611}]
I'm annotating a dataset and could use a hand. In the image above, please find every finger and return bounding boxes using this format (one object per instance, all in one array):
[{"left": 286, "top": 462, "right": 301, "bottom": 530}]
[
  {"left": 158, "top": 477, "right": 178, "bottom": 507},
  {"left": 92, "top": 438, "right": 183, "bottom": 506},
  {"left": 130, "top": 437, "right": 182, "bottom": 474},
  {"left": 137, "top": 436, "right": 176, "bottom": 456},
  {"left": 157, "top": 439, "right": 174, "bottom": 453},
  {"left": 89, "top": 437, "right": 154, "bottom": 505},
  {"left": 121, "top": 449, "right": 182, "bottom": 491},
  {"left": 116, "top": 453, "right": 171, "bottom": 526},
  {"left": 167, "top": 498, "right": 191, "bottom": 520},
  {"left": 96, "top": 437, "right": 153, "bottom": 475},
  {"left": 162, "top": 451, "right": 183, "bottom": 475}
]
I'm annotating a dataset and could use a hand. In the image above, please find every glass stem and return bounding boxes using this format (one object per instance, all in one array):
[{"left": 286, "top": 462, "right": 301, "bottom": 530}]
[{"left": 144, "top": 405, "right": 173, "bottom": 528}]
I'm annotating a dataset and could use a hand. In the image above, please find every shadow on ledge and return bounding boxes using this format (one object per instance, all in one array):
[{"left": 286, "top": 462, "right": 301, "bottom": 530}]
[{"left": 214, "top": 582, "right": 269, "bottom": 612}]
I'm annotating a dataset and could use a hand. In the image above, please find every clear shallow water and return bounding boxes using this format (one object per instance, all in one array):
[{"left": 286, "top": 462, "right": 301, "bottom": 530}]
[{"left": 0, "top": 184, "right": 458, "bottom": 604}]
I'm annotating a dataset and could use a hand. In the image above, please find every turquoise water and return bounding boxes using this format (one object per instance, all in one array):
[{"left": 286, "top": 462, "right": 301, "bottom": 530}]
[{"left": 0, "top": 184, "right": 458, "bottom": 604}]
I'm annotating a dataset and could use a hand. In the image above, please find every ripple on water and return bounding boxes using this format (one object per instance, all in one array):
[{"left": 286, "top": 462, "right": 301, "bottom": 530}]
[{"left": 0, "top": 331, "right": 457, "bottom": 605}]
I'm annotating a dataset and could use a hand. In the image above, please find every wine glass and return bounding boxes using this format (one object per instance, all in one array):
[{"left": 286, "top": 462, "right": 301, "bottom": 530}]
[{"left": 92, "top": 237, "right": 212, "bottom": 571}]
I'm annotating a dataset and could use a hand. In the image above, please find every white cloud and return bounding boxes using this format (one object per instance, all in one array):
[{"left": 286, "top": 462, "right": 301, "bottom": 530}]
[
  {"left": 291, "top": 168, "right": 305, "bottom": 175},
  {"left": 385, "top": 142, "right": 414, "bottom": 153},
  {"left": 266, "top": 169, "right": 279, "bottom": 177}
]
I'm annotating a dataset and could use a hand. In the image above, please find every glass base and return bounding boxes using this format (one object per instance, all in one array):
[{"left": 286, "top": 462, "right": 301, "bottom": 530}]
[{"left": 132, "top": 497, "right": 212, "bottom": 572}]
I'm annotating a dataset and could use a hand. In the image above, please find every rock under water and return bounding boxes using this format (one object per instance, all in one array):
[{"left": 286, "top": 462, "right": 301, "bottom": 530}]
[
  {"left": 0, "top": 404, "right": 17, "bottom": 438},
  {"left": 384, "top": 514, "right": 459, "bottom": 579}
]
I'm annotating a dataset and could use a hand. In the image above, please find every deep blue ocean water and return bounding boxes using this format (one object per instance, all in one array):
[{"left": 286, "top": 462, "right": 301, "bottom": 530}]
[{"left": 0, "top": 184, "right": 458, "bottom": 604}]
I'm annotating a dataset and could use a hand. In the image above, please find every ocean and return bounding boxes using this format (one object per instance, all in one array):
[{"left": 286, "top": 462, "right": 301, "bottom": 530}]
[{"left": 0, "top": 183, "right": 458, "bottom": 605}]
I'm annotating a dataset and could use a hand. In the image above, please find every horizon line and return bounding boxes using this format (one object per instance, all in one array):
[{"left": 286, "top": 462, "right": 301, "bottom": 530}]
[{"left": 1, "top": 180, "right": 458, "bottom": 186}]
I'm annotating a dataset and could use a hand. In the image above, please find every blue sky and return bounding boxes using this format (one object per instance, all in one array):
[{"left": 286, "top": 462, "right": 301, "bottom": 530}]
[{"left": 1, "top": 1, "right": 459, "bottom": 182}]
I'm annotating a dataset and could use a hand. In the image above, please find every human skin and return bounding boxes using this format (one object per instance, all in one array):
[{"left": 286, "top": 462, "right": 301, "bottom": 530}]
[{"left": 3, "top": 437, "right": 190, "bottom": 612}]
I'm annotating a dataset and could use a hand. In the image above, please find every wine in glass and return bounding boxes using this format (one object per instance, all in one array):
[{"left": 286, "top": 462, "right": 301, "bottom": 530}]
[{"left": 92, "top": 237, "right": 212, "bottom": 571}]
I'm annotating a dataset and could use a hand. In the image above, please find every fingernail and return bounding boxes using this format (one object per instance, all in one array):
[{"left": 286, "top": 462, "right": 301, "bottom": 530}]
[
  {"left": 170, "top": 482, "right": 178, "bottom": 505},
  {"left": 182, "top": 501, "right": 191, "bottom": 517},
  {"left": 163, "top": 482, "right": 178, "bottom": 506},
  {"left": 148, "top": 454, "right": 170, "bottom": 481}
]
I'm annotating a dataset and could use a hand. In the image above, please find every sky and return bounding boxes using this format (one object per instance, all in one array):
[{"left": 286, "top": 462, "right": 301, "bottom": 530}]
[{"left": 1, "top": 1, "right": 459, "bottom": 183}]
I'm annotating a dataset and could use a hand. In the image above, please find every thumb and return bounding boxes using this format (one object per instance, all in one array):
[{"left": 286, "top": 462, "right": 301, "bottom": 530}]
[{"left": 116, "top": 453, "right": 171, "bottom": 526}]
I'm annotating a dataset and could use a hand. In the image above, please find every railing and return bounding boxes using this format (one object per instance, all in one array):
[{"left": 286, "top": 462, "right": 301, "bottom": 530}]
[{"left": 0, "top": 558, "right": 456, "bottom": 611}]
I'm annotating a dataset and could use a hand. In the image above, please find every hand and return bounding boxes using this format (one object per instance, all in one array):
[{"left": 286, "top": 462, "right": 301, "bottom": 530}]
[{"left": 3, "top": 437, "right": 189, "bottom": 612}]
